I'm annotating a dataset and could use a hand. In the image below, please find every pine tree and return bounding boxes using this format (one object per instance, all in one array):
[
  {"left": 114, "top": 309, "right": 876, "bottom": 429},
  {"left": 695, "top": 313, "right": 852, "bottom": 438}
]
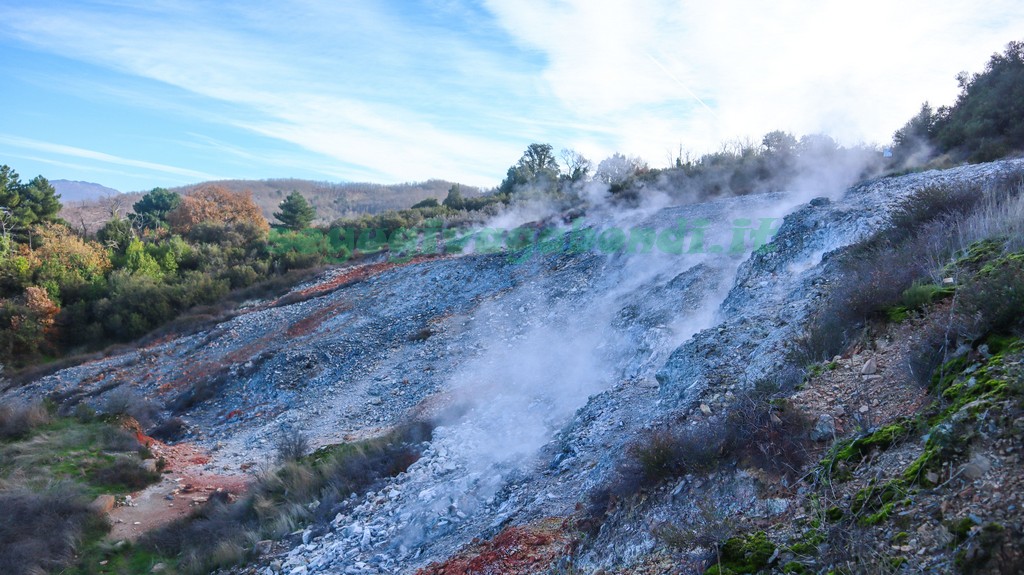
[{"left": 274, "top": 191, "right": 316, "bottom": 231}]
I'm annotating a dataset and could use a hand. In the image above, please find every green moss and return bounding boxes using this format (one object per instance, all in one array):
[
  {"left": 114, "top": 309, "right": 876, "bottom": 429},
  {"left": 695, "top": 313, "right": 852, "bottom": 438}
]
[
  {"left": 819, "top": 421, "right": 912, "bottom": 480},
  {"left": 951, "top": 239, "right": 1005, "bottom": 272},
  {"left": 852, "top": 480, "right": 907, "bottom": 515},
  {"left": 825, "top": 506, "right": 844, "bottom": 522},
  {"left": 892, "top": 532, "right": 909, "bottom": 544},
  {"left": 858, "top": 501, "right": 895, "bottom": 526},
  {"left": 949, "top": 516, "right": 977, "bottom": 544},
  {"left": 708, "top": 531, "right": 776, "bottom": 574},
  {"left": 782, "top": 561, "right": 807, "bottom": 574}
]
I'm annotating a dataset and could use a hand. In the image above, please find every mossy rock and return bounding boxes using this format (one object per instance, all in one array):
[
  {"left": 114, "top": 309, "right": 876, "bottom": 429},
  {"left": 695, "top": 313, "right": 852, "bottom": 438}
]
[{"left": 707, "top": 531, "right": 776, "bottom": 574}]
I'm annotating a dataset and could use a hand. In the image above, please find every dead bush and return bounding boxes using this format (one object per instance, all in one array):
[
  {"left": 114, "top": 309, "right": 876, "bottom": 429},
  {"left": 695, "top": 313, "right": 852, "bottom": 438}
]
[
  {"left": 654, "top": 500, "right": 738, "bottom": 563},
  {"left": 587, "top": 423, "right": 729, "bottom": 523},
  {"left": 905, "top": 313, "right": 958, "bottom": 386},
  {"left": 168, "top": 373, "right": 230, "bottom": 414},
  {"left": 101, "top": 388, "right": 158, "bottom": 427},
  {"left": 725, "top": 392, "right": 812, "bottom": 479},
  {"left": 0, "top": 401, "right": 51, "bottom": 440},
  {"left": 275, "top": 428, "right": 310, "bottom": 463},
  {"left": 629, "top": 425, "right": 724, "bottom": 485}
]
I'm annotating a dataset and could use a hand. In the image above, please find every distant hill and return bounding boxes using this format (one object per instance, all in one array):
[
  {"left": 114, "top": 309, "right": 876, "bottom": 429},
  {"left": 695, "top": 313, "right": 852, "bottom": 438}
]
[
  {"left": 51, "top": 180, "right": 121, "bottom": 202},
  {"left": 60, "top": 178, "right": 482, "bottom": 234},
  {"left": 167, "top": 178, "right": 480, "bottom": 224}
]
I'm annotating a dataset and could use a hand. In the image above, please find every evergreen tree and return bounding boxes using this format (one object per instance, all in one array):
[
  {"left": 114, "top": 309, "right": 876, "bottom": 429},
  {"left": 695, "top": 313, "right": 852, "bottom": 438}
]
[
  {"left": 441, "top": 185, "right": 464, "bottom": 209},
  {"left": 274, "top": 191, "right": 316, "bottom": 230},
  {"left": 0, "top": 166, "right": 61, "bottom": 239},
  {"left": 131, "top": 188, "right": 181, "bottom": 229}
]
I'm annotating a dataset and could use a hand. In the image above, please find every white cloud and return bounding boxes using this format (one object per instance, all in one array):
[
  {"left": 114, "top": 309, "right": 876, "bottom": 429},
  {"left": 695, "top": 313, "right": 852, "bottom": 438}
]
[
  {"left": 1, "top": 0, "right": 1022, "bottom": 188},
  {"left": 483, "top": 0, "right": 1024, "bottom": 161}
]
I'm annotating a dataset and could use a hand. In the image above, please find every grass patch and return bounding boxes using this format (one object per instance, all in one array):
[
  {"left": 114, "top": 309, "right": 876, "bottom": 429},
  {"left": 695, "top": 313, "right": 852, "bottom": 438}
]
[{"left": 0, "top": 404, "right": 161, "bottom": 575}]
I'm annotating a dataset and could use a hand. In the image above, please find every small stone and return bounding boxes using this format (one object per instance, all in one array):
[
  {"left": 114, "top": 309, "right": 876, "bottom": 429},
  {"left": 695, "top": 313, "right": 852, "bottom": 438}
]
[
  {"left": 861, "top": 358, "right": 877, "bottom": 375},
  {"left": 811, "top": 414, "right": 836, "bottom": 441},
  {"left": 368, "top": 397, "right": 383, "bottom": 406},
  {"left": 925, "top": 471, "right": 940, "bottom": 484},
  {"left": 961, "top": 454, "right": 992, "bottom": 480},
  {"left": 150, "top": 563, "right": 167, "bottom": 573},
  {"left": 699, "top": 403, "right": 712, "bottom": 416},
  {"left": 942, "top": 277, "right": 955, "bottom": 285},
  {"left": 859, "top": 405, "right": 870, "bottom": 414},
  {"left": 255, "top": 540, "right": 274, "bottom": 556}
]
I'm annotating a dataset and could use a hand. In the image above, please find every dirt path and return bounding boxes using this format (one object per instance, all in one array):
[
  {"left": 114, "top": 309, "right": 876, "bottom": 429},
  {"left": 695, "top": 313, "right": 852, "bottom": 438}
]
[{"left": 108, "top": 438, "right": 251, "bottom": 541}]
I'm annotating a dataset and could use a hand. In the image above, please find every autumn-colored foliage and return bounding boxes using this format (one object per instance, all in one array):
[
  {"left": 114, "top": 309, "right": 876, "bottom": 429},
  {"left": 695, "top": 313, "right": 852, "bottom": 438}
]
[
  {"left": 0, "top": 286, "right": 60, "bottom": 362},
  {"left": 33, "top": 223, "right": 112, "bottom": 289},
  {"left": 167, "top": 185, "right": 269, "bottom": 235}
]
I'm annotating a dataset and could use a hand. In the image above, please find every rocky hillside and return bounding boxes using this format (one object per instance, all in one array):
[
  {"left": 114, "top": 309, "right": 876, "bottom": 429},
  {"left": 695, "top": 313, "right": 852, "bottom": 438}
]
[{"left": 7, "top": 159, "right": 1024, "bottom": 574}]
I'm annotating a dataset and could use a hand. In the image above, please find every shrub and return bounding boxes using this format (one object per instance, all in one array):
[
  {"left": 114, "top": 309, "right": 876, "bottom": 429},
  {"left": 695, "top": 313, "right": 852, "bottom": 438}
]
[
  {"left": 275, "top": 428, "right": 310, "bottom": 463},
  {"left": 101, "top": 388, "right": 158, "bottom": 428},
  {"left": 958, "top": 252, "right": 1024, "bottom": 337},
  {"left": 89, "top": 457, "right": 161, "bottom": 491},
  {"left": 0, "top": 400, "right": 51, "bottom": 440},
  {"left": 149, "top": 417, "right": 189, "bottom": 442},
  {"left": 0, "top": 483, "right": 105, "bottom": 575}
]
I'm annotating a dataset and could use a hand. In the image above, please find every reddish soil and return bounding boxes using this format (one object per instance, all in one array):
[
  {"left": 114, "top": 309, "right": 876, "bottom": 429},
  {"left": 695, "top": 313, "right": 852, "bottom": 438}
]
[
  {"left": 286, "top": 300, "right": 354, "bottom": 337},
  {"left": 108, "top": 424, "right": 250, "bottom": 541},
  {"left": 286, "top": 255, "right": 449, "bottom": 301},
  {"left": 416, "top": 517, "right": 574, "bottom": 575}
]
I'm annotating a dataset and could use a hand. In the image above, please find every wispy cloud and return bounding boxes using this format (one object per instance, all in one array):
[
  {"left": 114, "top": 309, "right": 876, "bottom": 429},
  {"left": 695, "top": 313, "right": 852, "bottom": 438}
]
[{"left": 0, "top": 134, "right": 218, "bottom": 180}]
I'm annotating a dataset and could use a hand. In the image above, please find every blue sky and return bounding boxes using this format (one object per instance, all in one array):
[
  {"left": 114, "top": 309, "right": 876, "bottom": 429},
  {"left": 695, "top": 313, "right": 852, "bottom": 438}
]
[{"left": 1, "top": 1, "right": 1023, "bottom": 192}]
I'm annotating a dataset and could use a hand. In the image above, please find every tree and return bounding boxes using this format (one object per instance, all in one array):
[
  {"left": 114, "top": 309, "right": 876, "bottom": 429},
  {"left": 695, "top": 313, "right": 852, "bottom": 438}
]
[
  {"left": 97, "top": 215, "right": 137, "bottom": 253},
  {"left": 132, "top": 188, "right": 181, "bottom": 229},
  {"left": 167, "top": 185, "right": 269, "bottom": 236},
  {"left": 560, "top": 149, "right": 592, "bottom": 183},
  {"left": 499, "top": 143, "right": 560, "bottom": 194},
  {"left": 761, "top": 131, "right": 797, "bottom": 156},
  {"left": 892, "top": 103, "right": 936, "bottom": 165},
  {"left": 932, "top": 40, "right": 1024, "bottom": 161},
  {"left": 274, "top": 191, "right": 316, "bottom": 230},
  {"left": 0, "top": 166, "right": 62, "bottom": 241},
  {"left": 596, "top": 153, "right": 647, "bottom": 193},
  {"left": 442, "top": 185, "right": 464, "bottom": 209}
]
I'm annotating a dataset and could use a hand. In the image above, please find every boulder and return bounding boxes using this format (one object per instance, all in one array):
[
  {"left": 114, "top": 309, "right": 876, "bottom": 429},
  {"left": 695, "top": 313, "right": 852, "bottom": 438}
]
[{"left": 89, "top": 494, "right": 116, "bottom": 514}]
